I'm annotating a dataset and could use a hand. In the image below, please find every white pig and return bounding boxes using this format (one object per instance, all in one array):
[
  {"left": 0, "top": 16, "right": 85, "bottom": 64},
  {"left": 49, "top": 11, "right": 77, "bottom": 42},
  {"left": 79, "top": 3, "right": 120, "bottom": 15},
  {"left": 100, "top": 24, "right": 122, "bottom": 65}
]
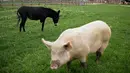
[{"left": 42, "top": 20, "right": 111, "bottom": 69}]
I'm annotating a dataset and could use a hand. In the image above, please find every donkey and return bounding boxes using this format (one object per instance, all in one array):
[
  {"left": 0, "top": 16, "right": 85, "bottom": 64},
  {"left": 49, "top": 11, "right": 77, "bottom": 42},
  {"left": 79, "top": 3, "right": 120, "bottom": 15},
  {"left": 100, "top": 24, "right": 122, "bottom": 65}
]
[{"left": 17, "top": 6, "right": 60, "bottom": 32}]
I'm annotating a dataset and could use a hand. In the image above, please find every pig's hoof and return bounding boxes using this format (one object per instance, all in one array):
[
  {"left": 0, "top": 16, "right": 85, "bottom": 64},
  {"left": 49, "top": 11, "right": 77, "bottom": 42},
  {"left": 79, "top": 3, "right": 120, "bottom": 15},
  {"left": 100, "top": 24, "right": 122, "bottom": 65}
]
[
  {"left": 95, "top": 60, "right": 100, "bottom": 64},
  {"left": 80, "top": 62, "right": 87, "bottom": 69},
  {"left": 82, "top": 65, "right": 87, "bottom": 69},
  {"left": 96, "top": 61, "right": 99, "bottom": 64}
]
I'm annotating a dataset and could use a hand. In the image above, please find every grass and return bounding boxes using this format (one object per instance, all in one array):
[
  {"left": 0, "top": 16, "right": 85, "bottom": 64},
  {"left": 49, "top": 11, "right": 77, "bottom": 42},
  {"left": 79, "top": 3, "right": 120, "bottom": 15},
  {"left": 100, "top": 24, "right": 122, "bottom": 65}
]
[{"left": 0, "top": 4, "right": 130, "bottom": 73}]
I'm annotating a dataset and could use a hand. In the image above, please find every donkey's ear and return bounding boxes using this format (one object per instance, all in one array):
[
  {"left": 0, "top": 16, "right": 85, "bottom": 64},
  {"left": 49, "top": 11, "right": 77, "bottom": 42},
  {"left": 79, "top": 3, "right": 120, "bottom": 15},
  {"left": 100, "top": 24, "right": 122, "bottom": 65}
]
[{"left": 58, "top": 10, "right": 60, "bottom": 14}]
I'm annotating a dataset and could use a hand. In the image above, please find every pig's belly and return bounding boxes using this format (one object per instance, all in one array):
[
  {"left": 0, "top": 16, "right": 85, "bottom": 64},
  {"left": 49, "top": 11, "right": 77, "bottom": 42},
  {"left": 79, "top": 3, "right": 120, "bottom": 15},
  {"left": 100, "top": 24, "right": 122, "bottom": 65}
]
[{"left": 89, "top": 40, "right": 102, "bottom": 53}]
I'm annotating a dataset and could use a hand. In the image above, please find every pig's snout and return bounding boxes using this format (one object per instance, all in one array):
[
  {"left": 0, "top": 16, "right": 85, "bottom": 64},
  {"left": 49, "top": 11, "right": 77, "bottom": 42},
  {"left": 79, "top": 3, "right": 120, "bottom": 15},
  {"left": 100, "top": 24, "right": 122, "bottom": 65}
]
[{"left": 50, "top": 60, "right": 60, "bottom": 70}]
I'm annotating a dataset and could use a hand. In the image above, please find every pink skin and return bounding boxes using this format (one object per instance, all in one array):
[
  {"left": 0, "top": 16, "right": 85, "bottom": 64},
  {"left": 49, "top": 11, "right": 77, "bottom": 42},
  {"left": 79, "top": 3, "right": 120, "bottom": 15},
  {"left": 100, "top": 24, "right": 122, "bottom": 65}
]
[
  {"left": 50, "top": 51, "right": 71, "bottom": 69},
  {"left": 51, "top": 63, "right": 59, "bottom": 69}
]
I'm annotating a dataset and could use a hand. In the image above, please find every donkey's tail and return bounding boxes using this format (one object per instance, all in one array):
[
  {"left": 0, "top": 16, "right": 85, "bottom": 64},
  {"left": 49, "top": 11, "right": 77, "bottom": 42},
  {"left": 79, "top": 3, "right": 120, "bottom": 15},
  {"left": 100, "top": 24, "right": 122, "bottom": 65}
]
[{"left": 17, "top": 11, "right": 21, "bottom": 27}]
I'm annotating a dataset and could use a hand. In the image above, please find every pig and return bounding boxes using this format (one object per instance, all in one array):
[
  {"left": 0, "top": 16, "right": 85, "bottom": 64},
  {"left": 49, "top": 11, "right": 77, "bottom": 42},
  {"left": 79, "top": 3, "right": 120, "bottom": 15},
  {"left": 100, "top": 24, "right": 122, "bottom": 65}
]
[{"left": 41, "top": 20, "right": 111, "bottom": 70}]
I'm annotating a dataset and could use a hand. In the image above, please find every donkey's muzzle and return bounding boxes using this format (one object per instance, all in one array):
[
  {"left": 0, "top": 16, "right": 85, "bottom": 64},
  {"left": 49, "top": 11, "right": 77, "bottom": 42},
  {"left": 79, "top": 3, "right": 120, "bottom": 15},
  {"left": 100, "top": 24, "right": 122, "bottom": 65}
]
[{"left": 54, "top": 23, "right": 57, "bottom": 26}]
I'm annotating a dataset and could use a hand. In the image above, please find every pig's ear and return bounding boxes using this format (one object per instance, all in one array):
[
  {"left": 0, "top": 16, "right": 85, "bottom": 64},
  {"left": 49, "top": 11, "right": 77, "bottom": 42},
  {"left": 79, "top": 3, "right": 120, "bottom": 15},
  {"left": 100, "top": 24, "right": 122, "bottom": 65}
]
[
  {"left": 63, "top": 41, "right": 72, "bottom": 50},
  {"left": 42, "top": 38, "right": 52, "bottom": 50}
]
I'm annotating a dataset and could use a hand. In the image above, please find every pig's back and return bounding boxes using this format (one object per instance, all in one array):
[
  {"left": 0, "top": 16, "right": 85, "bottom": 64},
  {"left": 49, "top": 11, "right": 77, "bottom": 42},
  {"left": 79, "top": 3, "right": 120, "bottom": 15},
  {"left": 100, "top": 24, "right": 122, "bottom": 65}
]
[
  {"left": 78, "top": 20, "right": 111, "bottom": 53},
  {"left": 56, "top": 20, "right": 111, "bottom": 50},
  {"left": 79, "top": 20, "right": 110, "bottom": 32}
]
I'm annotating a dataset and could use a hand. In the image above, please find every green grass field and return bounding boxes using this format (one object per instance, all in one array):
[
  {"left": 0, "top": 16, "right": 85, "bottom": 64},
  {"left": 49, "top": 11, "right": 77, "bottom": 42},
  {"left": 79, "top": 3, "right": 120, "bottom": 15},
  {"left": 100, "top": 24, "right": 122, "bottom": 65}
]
[{"left": 0, "top": 4, "right": 130, "bottom": 73}]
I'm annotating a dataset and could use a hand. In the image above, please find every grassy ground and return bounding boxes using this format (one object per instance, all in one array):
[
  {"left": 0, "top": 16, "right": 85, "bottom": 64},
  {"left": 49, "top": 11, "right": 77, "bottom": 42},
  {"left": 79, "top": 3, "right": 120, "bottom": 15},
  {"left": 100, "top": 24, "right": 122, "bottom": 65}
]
[{"left": 0, "top": 4, "right": 130, "bottom": 73}]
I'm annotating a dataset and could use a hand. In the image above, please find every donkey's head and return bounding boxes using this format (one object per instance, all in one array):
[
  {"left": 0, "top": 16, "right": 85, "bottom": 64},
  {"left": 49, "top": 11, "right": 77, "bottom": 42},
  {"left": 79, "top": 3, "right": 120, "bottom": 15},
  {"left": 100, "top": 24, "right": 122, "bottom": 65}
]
[{"left": 52, "top": 10, "right": 60, "bottom": 26}]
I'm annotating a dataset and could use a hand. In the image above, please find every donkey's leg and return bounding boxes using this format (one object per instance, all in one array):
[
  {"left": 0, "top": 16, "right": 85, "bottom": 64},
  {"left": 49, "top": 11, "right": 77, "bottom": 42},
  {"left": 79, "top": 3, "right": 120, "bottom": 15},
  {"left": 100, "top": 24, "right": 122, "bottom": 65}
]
[
  {"left": 19, "top": 19, "right": 23, "bottom": 32},
  {"left": 22, "top": 17, "right": 27, "bottom": 32},
  {"left": 40, "top": 18, "right": 45, "bottom": 31},
  {"left": 41, "top": 22, "right": 45, "bottom": 31},
  {"left": 19, "top": 16, "right": 27, "bottom": 32}
]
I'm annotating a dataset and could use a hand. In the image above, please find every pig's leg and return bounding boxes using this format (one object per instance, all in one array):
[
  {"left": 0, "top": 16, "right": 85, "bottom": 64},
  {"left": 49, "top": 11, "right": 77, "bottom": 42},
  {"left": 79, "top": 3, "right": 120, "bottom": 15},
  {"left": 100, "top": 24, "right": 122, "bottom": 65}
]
[
  {"left": 80, "top": 56, "right": 87, "bottom": 68},
  {"left": 66, "top": 60, "right": 72, "bottom": 72},
  {"left": 95, "top": 42, "right": 109, "bottom": 63},
  {"left": 67, "top": 61, "right": 72, "bottom": 69},
  {"left": 95, "top": 49, "right": 101, "bottom": 63}
]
